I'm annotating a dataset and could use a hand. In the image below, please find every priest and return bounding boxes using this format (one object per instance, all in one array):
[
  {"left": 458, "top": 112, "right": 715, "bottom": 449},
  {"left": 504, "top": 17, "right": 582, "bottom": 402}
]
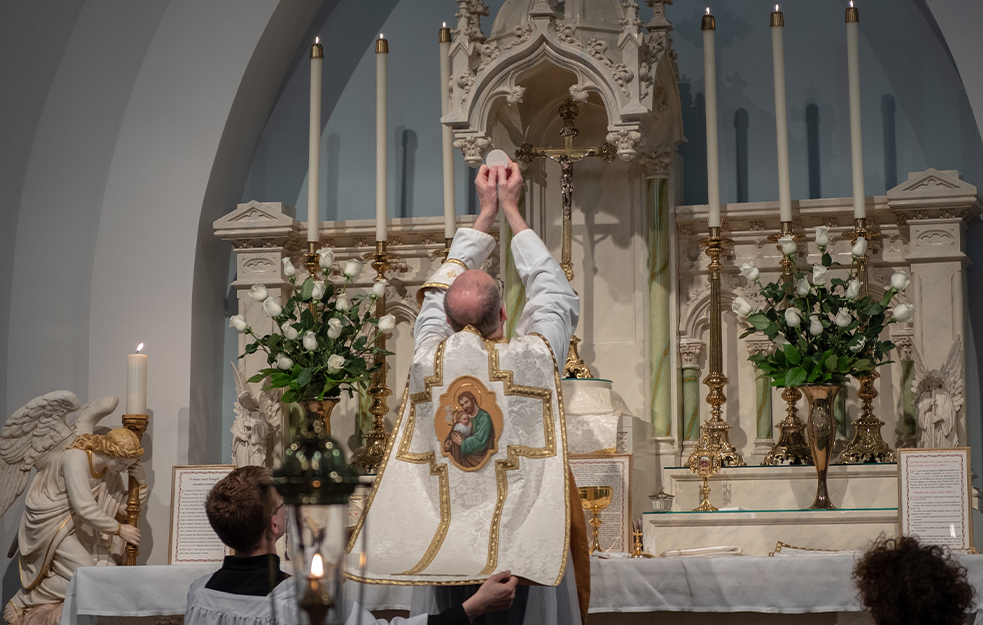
[{"left": 348, "top": 161, "right": 588, "bottom": 623}]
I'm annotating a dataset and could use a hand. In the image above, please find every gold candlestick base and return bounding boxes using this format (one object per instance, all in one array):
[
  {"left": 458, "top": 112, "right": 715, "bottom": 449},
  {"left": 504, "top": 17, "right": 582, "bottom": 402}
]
[
  {"left": 629, "top": 522, "right": 654, "bottom": 558},
  {"left": 564, "top": 335, "right": 594, "bottom": 379},
  {"left": 762, "top": 387, "right": 813, "bottom": 466},
  {"left": 687, "top": 421, "right": 723, "bottom": 511},
  {"left": 121, "top": 413, "right": 148, "bottom": 566},
  {"left": 353, "top": 241, "right": 394, "bottom": 472},
  {"left": 838, "top": 371, "right": 896, "bottom": 464}
]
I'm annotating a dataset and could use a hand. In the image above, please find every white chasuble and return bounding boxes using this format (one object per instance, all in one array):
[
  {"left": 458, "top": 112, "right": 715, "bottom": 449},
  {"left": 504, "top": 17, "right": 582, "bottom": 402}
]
[{"left": 347, "top": 327, "right": 570, "bottom": 586}]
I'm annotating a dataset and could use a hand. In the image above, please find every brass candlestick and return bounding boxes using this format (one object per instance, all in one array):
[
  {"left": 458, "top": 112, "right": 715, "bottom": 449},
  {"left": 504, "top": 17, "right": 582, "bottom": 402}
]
[
  {"left": 687, "top": 421, "right": 723, "bottom": 511},
  {"left": 763, "top": 221, "right": 812, "bottom": 466},
  {"left": 629, "top": 519, "right": 654, "bottom": 558},
  {"left": 353, "top": 241, "right": 393, "bottom": 472},
  {"left": 579, "top": 486, "right": 613, "bottom": 554},
  {"left": 121, "top": 412, "right": 148, "bottom": 565},
  {"left": 838, "top": 218, "right": 894, "bottom": 464},
  {"left": 699, "top": 226, "right": 744, "bottom": 466}
]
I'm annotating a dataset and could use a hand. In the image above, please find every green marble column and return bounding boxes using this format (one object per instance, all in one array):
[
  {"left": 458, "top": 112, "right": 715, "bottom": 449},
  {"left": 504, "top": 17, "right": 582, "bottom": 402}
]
[
  {"left": 681, "top": 366, "right": 702, "bottom": 441},
  {"left": 503, "top": 188, "right": 526, "bottom": 338},
  {"left": 834, "top": 388, "right": 847, "bottom": 438},
  {"left": 755, "top": 373, "right": 774, "bottom": 440},
  {"left": 648, "top": 176, "right": 672, "bottom": 433}
]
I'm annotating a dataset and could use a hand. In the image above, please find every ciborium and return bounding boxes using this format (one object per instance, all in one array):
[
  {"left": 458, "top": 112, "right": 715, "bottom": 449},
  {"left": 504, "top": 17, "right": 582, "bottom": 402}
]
[{"left": 579, "top": 486, "right": 613, "bottom": 554}]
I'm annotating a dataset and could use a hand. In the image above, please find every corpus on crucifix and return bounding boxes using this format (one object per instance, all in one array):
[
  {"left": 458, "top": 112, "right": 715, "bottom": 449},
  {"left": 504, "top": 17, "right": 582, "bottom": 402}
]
[{"left": 514, "top": 97, "right": 616, "bottom": 379}]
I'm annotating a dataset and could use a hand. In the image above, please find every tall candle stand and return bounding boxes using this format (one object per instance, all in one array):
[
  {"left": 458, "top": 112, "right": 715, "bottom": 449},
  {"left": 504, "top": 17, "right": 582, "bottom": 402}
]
[
  {"left": 121, "top": 412, "right": 148, "bottom": 565},
  {"left": 762, "top": 221, "right": 812, "bottom": 466},
  {"left": 838, "top": 218, "right": 895, "bottom": 464},
  {"left": 699, "top": 227, "right": 744, "bottom": 466},
  {"left": 354, "top": 241, "right": 393, "bottom": 472}
]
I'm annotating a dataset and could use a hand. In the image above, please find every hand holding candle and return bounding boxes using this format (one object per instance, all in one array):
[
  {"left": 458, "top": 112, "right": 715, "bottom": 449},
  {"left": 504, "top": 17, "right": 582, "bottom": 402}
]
[{"left": 126, "top": 344, "right": 147, "bottom": 415}]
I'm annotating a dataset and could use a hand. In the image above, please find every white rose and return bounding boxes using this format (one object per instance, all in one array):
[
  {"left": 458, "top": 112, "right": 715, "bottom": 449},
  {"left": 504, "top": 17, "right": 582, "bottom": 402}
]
[
  {"left": 731, "top": 297, "right": 753, "bottom": 317},
  {"left": 327, "top": 354, "right": 345, "bottom": 374},
  {"left": 344, "top": 259, "right": 362, "bottom": 278},
  {"left": 848, "top": 336, "right": 867, "bottom": 353},
  {"left": 809, "top": 315, "right": 823, "bottom": 336},
  {"left": 311, "top": 281, "right": 326, "bottom": 301},
  {"left": 845, "top": 279, "right": 862, "bottom": 300},
  {"left": 229, "top": 315, "right": 247, "bottom": 333},
  {"left": 851, "top": 237, "right": 867, "bottom": 257},
  {"left": 263, "top": 298, "right": 283, "bottom": 317},
  {"left": 774, "top": 334, "right": 790, "bottom": 347},
  {"left": 834, "top": 309, "right": 852, "bottom": 328},
  {"left": 796, "top": 278, "right": 811, "bottom": 296},
  {"left": 892, "top": 303, "right": 914, "bottom": 323},
  {"left": 378, "top": 314, "right": 396, "bottom": 333},
  {"left": 739, "top": 262, "right": 759, "bottom": 282},
  {"left": 317, "top": 247, "right": 335, "bottom": 269},
  {"left": 784, "top": 307, "right": 802, "bottom": 327},
  {"left": 335, "top": 294, "right": 351, "bottom": 312},
  {"left": 282, "top": 324, "right": 299, "bottom": 340},
  {"left": 779, "top": 235, "right": 796, "bottom": 256},
  {"left": 372, "top": 279, "right": 388, "bottom": 298},
  {"left": 282, "top": 257, "right": 296, "bottom": 277},
  {"left": 890, "top": 271, "right": 910, "bottom": 291},
  {"left": 302, "top": 331, "right": 318, "bottom": 352},
  {"left": 327, "top": 317, "right": 343, "bottom": 339},
  {"left": 248, "top": 284, "right": 268, "bottom": 302},
  {"left": 814, "top": 226, "right": 830, "bottom": 247},
  {"left": 812, "top": 264, "right": 828, "bottom": 286},
  {"left": 275, "top": 354, "right": 293, "bottom": 370}
]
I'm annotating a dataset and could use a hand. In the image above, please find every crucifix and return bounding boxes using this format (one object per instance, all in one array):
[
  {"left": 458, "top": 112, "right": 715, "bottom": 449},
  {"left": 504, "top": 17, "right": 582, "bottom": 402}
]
[{"left": 514, "top": 97, "right": 616, "bottom": 379}]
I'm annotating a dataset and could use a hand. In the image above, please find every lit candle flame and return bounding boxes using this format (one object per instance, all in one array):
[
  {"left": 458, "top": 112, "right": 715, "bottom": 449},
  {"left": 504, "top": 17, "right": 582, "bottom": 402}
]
[
  {"left": 379, "top": 33, "right": 384, "bottom": 39},
  {"left": 775, "top": 4, "right": 779, "bottom": 11},
  {"left": 310, "top": 553, "right": 324, "bottom": 578},
  {"left": 137, "top": 343, "right": 144, "bottom": 353},
  {"left": 705, "top": 7, "right": 710, "bottom": 14},
  {"left": 315, "top": 36, "right": 319, "bottom": 44},
  {"left": 849, "top": 1, "right": 853, "bottom": 6},
  {"left": 442, "top": 22, "right": 446, "bottom": 28}
]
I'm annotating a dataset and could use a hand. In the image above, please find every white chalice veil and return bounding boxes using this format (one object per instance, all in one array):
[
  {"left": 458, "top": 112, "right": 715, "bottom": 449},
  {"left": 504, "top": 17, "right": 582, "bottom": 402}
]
[{"left": 347, "top": 328, "right": 570, "bottom": 586}]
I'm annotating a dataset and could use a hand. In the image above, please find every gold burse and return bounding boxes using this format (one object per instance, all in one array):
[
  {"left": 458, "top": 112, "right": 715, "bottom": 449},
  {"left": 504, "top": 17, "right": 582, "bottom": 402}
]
[{"left": 347, "top": 327, "right": 570, "bottom": 585}]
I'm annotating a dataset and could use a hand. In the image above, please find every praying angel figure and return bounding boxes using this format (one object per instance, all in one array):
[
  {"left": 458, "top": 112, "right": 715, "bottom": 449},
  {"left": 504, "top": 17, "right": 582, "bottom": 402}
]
[
  {"left": 230, "top": 363, "right": 283, "bottom": 468},
  {"left": 912, "top": 337, "right": 963, "bottom": 449}
]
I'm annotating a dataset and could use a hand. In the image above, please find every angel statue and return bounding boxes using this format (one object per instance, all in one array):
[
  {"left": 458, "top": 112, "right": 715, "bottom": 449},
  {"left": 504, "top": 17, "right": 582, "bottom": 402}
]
[
  {"left": 230, "top": 363, "right": 283, "bottom": 468},
  {"left": 912, "top": 337, "right": 964, "bottom": 449},
  {"left": 0, "top": 391, "right": 147, "bottom": 625}
]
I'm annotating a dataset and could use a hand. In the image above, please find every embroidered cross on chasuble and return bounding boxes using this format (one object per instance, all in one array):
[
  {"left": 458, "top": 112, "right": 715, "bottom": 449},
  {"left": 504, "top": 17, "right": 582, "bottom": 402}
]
[{"left": 346, "top": 327, "right": 571, "bottom": 586}]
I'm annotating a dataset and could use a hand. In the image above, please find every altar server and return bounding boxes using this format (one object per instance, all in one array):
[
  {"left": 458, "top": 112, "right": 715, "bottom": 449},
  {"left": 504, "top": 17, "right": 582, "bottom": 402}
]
[{"left": 349, "top": 162, "right": 588, "bottom": 624}]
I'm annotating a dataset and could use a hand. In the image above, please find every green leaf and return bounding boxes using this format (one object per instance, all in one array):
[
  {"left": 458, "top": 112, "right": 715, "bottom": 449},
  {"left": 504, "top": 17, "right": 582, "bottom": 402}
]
[
  {"left": 297, "top": 367, "right": 312, "bottom": 389},
  {"left": 301, "top": 278, "right": 315, "bottom": 300},
  {"left": 785, "top": 366, "right": 807, "bottom": 388},
  {"left": 784, "top": 345, "right": 801, "bottom": 365},
  {"left": 748, "top": 313, "right": 772, "bottom": 331},
  {"left": 825, "top": 354, "right": 838, "bottom": 370},
  {"left": 245, "top": 342, "right": 258, "bottom": 354}
]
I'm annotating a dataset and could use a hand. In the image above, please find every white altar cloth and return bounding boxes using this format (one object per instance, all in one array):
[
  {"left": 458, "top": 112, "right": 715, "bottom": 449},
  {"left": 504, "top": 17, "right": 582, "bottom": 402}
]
[{"left": 59, "top": 555, "right": 983, "bottom": 623}]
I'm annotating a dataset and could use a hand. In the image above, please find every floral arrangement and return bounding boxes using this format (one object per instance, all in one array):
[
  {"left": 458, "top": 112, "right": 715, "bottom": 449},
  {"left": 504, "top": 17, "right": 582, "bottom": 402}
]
[
  {"left": 229, "top": 248, "right": 394, "bottom": 403},
  {"left": 734, "top": 226, "right": 913, "bottom": 388}
]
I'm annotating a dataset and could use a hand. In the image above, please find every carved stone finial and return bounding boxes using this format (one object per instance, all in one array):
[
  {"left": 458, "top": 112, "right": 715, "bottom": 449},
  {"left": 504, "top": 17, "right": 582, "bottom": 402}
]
[
  {"left": 454, "top": 0, "right": 489, "bottom": 44},
  {"left": 638, "top": 149, "right": 673, "bottom": 178},
  {"left": 645, "top": 0, "right": 673, "bottom": 32},
  {"left": 606, "top": 128, "right": 643, "bottom": 161}
]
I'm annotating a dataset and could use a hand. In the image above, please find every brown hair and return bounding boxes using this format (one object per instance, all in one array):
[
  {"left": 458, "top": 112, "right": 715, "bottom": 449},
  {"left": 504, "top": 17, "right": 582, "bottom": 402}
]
[
  {"left": 70, "top": 429, "right": 144, "bottom": 459},
  {"left": 205, "top": 466, "right": 278, "bottom": 553},
  {"left": 458, "top": 391, "right": 479, "bottom": 408},
  {"left": 854, "top": 536, "right": 974, "bottom": 625}
]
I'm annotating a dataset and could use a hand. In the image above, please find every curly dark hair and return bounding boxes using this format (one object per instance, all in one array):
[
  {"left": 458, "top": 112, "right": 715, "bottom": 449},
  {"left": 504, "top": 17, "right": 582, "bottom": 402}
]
[{"left": 854, "top": 536, "right": 974, "bottom": 625}]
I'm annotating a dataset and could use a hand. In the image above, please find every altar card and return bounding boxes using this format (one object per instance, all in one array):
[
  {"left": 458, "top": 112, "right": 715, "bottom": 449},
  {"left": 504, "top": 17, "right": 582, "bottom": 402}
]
[
  {"left": 168, "top": 465, "right": 234, "bottom": 564},
  {"left": 569, "top": 454, "right": 632, "bottom": 553},
  {"left": 898, "top": 448, "right": 973, "bottom": 551}
]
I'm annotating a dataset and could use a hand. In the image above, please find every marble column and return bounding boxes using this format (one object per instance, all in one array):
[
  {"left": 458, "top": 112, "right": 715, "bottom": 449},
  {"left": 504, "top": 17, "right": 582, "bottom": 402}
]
[
  {"left": 503, "top": 187, "right": 526, "bottom": 338},
  {"left": 642, "top": 150, "right": 673, "bottom": 431},
  {"left": 893, "top": 333, "right": 916, "bottom": 448},
  {"left": 679, "top": 339, "right": 705, "bottom": 455},
  {"left": 745, "top": 336, "right": 775, "bottom": 461}
]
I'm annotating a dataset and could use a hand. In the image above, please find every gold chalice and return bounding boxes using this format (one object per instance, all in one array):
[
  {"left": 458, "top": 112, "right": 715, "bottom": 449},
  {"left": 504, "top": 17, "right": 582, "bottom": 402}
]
[{"left": 579, "top": 486, "right": 613, "bottom": 554}]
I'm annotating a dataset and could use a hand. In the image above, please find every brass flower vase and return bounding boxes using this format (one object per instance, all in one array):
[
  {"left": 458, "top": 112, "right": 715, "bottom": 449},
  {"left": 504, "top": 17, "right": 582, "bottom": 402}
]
[
  {"left": 801, "top": 384, "right": 843, "bottom": 510},
  {"left": 300, "top": 398, "right": 339, "bottom": 438}
]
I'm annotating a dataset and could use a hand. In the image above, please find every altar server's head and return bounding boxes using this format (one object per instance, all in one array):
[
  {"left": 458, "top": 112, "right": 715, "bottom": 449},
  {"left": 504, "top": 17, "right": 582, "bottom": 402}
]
[
  {"left": 205, "top": 465, "right": 285, "bottom": 555},
  {"left": 444, "top": 270, "right": 506, "bottom": 339},
  {"left": 854, "top": 536, "right": 974, "bottom": 625}
]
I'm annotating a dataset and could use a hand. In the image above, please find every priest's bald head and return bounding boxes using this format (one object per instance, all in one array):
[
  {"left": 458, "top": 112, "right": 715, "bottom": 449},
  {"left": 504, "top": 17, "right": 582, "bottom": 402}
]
[{"left": 444, "top": 270, "right": 506, "bottom": 339}]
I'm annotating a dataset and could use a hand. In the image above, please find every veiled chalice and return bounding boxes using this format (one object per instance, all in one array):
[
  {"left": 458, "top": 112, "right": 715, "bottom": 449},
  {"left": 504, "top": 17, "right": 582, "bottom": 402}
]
[{"left": 579, "top": 486, "right": 613, "bottom": 554}]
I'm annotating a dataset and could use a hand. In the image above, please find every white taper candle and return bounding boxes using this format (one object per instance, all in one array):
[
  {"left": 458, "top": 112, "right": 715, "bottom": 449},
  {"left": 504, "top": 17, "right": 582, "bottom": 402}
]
[
  {"left": 771, "top": 7, "right": 792, "bottom": 222},
  {"left": 846, "top": 3, "right": 865, "bottom": 218},
  {"left": 308, "top": 39, "right": 323, "bottom": 242},
  {"left": 703, "top": 9, "right": 721, "bottom": 228},
  {"left": 376, "top": 35, "right": 389, "bottom": 242},
  {"left": 126, "top": 345, "right": 147, "bottom": 415},
  {"left": 439, "top": 25, "right": 456, "bottom": 240}
]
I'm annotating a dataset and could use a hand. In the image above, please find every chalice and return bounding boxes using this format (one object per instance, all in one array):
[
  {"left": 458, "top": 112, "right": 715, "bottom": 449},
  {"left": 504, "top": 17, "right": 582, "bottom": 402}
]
[{"left": 579, "top": 486, "right": 613, "bottom": 554}]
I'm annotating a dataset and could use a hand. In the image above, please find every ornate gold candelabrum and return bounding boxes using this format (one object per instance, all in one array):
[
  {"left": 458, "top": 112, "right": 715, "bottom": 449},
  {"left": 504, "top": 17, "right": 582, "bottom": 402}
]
[
  {"left": 579, "top": 486, "right": 613, "bottom": 554},
  {"left": 121, "top": 412, "right": 148, "bottom": 565},
  {"left": 629, "top": 519, "right": 654, "bottom": 558},
  {"left": 699, "top": 226, "right": 744, "bottom": 466},
  {"left": 838, "top": 218, "right": 895, "bottom": 463},
  {"left": 687, "top": 421, "right": 723, "bottom": 511},
  {"left": 762, "top": 221, "right": 812, "bottom": 466},
  {"left": 354, "top": 241, "right": 393, "bottom": 471}
]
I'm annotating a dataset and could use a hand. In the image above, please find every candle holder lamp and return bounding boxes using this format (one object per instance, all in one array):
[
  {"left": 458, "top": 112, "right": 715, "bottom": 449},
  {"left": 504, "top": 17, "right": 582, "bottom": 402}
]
[
  {"left": 762, "top": 221, "right": 812, "bottom": 466},
  {"left": 353, "top": 241, "right": 393, "bottom": 472},
  {"left": 121, "top": 412, "right": 148, "bottom": 566},
  {"left": 698, "top": 226, "right": 744, "bottom": 466}
]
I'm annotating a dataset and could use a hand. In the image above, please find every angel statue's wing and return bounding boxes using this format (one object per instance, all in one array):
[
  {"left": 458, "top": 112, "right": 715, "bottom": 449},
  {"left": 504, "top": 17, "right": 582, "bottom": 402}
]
[
  {"left": 72, "top": 396, "right": 120, "bottom": 436},
  {"left": 941, "top": 336, "right": 964, "bottom": 412},
  {"left": 0, "top": 391, "right": 80, "bottom": 519},
  {"left": 231, "top": 361, "right": 246, "bottom": 397},
  {"left": 911, "top": 342, "right": 929, "bottom": 396},
  {"left": 260, "top": 386, "right": 284, "bottom": 431}
]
